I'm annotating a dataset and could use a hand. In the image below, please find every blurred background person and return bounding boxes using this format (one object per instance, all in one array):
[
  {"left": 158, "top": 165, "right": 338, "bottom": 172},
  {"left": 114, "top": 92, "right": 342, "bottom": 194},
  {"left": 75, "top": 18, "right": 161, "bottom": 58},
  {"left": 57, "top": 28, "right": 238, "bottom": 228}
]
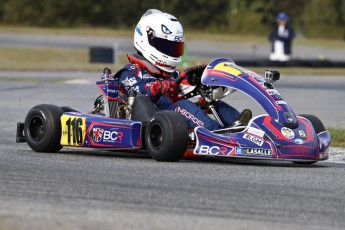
[{"left": 269, "top": 12, "right": 295, "bottom": 61}]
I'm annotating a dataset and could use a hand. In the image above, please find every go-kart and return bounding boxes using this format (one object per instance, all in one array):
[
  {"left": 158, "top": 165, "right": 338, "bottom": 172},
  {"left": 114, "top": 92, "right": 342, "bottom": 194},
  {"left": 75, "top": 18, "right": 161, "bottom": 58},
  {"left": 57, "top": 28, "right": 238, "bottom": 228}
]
[{"left": 16, "top": 57, "right": 331, "bottom": 164}]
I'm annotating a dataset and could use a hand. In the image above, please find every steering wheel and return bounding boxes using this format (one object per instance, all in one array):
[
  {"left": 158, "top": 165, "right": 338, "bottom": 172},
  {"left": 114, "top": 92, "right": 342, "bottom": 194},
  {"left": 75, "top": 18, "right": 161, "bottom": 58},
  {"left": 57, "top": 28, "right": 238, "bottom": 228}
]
[
  {"left": 176, "top": 65, "right": 233, "bottom": 101},
  {"left": 176, "top": 65, "right": 206, "bottom": 85}
]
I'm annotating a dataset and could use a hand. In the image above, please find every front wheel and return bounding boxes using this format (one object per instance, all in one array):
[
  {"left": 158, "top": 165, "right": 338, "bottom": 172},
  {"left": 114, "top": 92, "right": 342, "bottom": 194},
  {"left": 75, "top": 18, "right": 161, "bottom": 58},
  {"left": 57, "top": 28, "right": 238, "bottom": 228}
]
[
  {"left": 24, "top": 104, "right": 64, "bottom": 153},
  {"left": 298, "top": 114, "right": 326, "bottom": 134},
  {"left": 293, "top": 161, "right": 317, "bottom": 165},
  {"left": 145, "top": 111, "right": 189, "bottom": 162}
]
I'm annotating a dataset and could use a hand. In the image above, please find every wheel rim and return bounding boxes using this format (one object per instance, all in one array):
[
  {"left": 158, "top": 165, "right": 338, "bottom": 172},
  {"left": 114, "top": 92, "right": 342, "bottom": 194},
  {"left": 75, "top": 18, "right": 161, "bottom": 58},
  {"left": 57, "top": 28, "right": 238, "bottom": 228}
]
[
  {"left": 149, "top": 123, "right": 163, "bottom": 150},
  {"left": 28, "top": 115, "right": 45, "bottom": 142}
]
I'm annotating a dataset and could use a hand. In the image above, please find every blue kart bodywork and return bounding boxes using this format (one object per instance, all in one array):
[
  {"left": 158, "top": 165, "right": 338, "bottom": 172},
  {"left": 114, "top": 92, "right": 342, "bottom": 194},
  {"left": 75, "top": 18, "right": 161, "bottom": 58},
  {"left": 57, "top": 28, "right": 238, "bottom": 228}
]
[
  {"left": 192, "top": 58, "right": 330, "bottom": 162},
  {"left": 17, "top": 58, "right": 331, "bottom": 163}
]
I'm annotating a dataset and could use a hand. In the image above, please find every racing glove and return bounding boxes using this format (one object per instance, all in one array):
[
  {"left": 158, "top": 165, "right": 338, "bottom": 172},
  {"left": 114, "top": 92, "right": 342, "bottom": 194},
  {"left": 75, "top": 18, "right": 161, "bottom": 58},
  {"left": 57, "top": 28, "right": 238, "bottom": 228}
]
[
  {"left": 149, "top": 80, "right": 179, "bottom": 102},
  {"left": 180, "top": 64, "right": 207, "bottom": 85},
  {"left": 149, "top": 80, "right": 162, "bottom": 97}
]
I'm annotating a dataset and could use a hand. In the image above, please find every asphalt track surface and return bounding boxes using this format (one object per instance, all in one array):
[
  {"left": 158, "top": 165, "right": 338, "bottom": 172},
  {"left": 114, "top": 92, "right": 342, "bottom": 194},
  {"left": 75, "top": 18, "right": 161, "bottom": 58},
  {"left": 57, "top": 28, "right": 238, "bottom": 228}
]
[{"left": 0, "top": 73, "right": 345, "bottom": 230}]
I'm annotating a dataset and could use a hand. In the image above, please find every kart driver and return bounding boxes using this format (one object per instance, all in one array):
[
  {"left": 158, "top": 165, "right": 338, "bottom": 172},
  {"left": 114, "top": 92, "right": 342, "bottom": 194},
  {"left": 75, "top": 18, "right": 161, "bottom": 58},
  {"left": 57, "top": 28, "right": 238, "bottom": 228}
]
[{"left": 116, "top": 9, "right": 251, "bottom": 131}]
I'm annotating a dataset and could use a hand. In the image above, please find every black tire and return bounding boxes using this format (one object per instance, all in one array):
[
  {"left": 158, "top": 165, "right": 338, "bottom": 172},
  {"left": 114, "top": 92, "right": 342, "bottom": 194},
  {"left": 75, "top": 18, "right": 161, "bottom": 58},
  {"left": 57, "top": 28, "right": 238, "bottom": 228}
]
[
  {"left": 298, "top": 114, "right": 326, "bottom": 134},
  {"left": 293, "top": 114, "right": 326, "bottom": 165},
  {"left": 24, "top": 104, "right": 64, "bottom": 153},
  {"left": 145, "top": 111, "right": 189, "bottom": 162},
  {"left": 60, "top": 106, "right": 80, "bottom": 113}
]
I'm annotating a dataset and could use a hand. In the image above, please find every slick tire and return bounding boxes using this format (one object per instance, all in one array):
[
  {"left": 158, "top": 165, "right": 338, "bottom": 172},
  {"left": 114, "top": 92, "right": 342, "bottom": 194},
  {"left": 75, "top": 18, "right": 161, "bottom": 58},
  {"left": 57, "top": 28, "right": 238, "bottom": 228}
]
[
  {"left": 24, "top": 104, "right": 64, "bottom": 153},
  {"left": 60, "top": 106, "right": 80, "bottom": 113},
  {"left": 293, "top": 114, "right": 326, "bottom": 165},
  {"left": 145, "top": 111, "right": 189, "bottom": 162},
  {"left": 299, "top": 114, "right": 326, "bottom": 134}
]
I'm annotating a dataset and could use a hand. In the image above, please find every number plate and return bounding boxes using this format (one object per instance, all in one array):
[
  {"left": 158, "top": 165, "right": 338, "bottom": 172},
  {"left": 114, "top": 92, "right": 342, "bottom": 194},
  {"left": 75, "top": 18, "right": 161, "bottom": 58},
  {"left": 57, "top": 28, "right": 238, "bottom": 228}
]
[{"left": 61, "top": 114, "right": 86, "bottom": 146}]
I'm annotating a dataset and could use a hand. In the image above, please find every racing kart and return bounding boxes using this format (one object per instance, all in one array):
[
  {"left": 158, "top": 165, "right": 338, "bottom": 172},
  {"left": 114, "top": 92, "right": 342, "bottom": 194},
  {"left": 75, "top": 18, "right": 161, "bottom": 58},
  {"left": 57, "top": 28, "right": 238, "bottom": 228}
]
[{"left": 16, "top": 57, "right": 331, "bottom": 164}]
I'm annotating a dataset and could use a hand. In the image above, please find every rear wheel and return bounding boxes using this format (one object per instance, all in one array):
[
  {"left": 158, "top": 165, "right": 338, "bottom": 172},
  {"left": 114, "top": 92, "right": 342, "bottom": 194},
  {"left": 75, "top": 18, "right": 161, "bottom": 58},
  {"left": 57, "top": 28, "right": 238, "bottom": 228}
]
[
  {"left": 293, "top": 114, "right": 326, "bottom": 165},
  {"left": 60, "top": 106, "right": 80, "bottom": 113},
  {"left": 145, "top": 111, "right": 189, "bottom": 162},
  {"left": 24, "top": 104, "right": 63, "bottom": 152}
]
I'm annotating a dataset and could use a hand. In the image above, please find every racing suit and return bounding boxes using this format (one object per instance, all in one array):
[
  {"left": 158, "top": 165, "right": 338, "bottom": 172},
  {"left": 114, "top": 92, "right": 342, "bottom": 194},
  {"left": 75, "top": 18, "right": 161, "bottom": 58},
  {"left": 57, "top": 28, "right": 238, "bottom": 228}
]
[{"left": 117, "top": 54, "right": 240, "bottom": 131}]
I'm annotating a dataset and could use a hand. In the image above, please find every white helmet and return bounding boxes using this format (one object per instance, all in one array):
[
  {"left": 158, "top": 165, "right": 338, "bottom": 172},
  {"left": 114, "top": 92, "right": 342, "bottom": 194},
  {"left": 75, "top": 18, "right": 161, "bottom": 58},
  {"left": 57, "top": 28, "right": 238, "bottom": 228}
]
[{"left": 134, "top": 9, "right": 184, "bottom": 73}]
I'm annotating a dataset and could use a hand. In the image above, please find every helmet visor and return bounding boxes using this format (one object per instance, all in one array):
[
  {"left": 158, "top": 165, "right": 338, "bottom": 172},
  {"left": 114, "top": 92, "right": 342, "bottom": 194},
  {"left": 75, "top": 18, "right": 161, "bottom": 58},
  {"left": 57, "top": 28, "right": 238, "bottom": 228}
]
[{"left": 147, "top": 31, "right": 184, "bottom": 58}]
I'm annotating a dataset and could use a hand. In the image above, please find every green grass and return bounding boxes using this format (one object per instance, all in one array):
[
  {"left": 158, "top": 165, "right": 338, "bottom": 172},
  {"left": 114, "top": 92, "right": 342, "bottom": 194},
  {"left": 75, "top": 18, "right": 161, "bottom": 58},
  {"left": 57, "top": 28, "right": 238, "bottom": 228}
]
[
  {"left": 0, "top": 25, "right": 133, "bottom": 38},
  {"left": 328, "top": 128, "right": 345, "bottom": 148},
  {"left": 1, "top": 25, "right": 345, "bottom": 48},
  {"left": 0, "top": 46, "right": 126, "bottom": 71},
  {"left": 0, "top": 76, "right": 62, "bottom": 83},
  {"left": 1, "top": 46, "right": 345, "bottom": 75}
]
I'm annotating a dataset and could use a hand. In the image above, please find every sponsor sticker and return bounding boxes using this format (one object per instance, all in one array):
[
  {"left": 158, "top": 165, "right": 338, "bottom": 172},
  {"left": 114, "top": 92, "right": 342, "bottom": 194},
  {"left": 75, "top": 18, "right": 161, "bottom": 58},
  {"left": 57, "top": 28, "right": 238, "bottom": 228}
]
[
  {"left": 294, "top": 139, "right": 304, "bottom": 144},
  {"left": 174, "top": 35, "right": 184, "bottom": 42},
  {"left": 236, "top": 147, "right": 243, "bottom": 155},
  {"left": 90, "top": 125, "right": 123, "bottom": 144},
  {"left": 92, "top": 127, "right": 104, "bottom": 143},
  {"left": 298, "top": 130, "right": 306, "bottom": 138},
  {"left": 135, "top": 26, "right": 143, "bottom": 36},
  {"left": 276, "top": 100, "right": 287, "bottom": 105},
  {"left": 102, "top": 130, "right": 123, "bottom": 143},
  {"left": 243, "top": 148, "right": 272, "bottom": 156},
  {"left": 243, "top": 133, "right": 264, "bottom": 146},
  {"left": 247, "top": 127, "right": 265, "bottom": 137},
  {"left": 121, "top": 77, "right": 137, "bottom": 87},
  {"left": 156, "top": 60, "right": 172, "bottom": 68},
  {"left": 175, "top": 107, "right": 204, "bottom": 127},
  {"left": 281, "top": 127, "right": 295, "bottom": 139},
  {"left": 196, "top": 145, "right": 233, "bottom": 156},
  {"left": 266, "top": 89, "right": 279, "bottom": 95}
]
